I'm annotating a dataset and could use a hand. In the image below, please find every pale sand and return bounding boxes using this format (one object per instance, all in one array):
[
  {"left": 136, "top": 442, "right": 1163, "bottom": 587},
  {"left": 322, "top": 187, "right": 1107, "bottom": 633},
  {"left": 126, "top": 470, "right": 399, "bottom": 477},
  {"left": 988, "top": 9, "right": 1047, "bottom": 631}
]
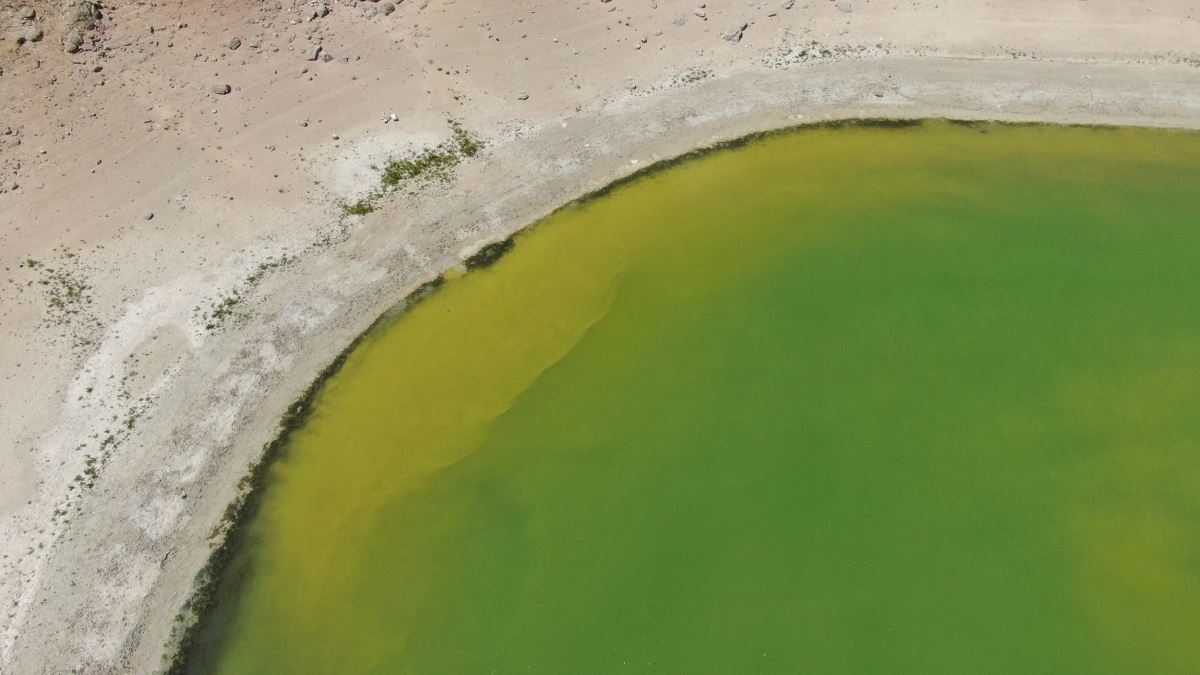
[{"left": 1, "top": 0, "right": 1198, "bottom": 672}]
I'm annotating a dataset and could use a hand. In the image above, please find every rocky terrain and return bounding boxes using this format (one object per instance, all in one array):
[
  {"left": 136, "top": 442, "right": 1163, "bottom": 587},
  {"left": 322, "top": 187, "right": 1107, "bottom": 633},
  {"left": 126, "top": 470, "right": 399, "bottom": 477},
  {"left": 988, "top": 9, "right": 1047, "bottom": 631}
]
[{"left": 1, "top": 1, "right": 1198, "bottom": 672}]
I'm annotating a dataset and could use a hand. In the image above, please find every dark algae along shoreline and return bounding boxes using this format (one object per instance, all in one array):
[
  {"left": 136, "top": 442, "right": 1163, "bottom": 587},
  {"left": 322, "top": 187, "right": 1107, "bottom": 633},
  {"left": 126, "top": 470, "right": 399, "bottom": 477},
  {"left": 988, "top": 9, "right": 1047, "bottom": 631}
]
[{"left": 174, "top": 120, "right": 1200, "bottom": 673}]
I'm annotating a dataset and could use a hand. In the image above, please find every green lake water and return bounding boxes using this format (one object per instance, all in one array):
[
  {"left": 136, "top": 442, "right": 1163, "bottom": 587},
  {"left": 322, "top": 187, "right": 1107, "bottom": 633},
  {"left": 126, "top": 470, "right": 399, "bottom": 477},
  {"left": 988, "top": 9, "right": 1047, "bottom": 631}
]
[{"left": 187, "top": 121, "right": 1200, "bottom": 674}]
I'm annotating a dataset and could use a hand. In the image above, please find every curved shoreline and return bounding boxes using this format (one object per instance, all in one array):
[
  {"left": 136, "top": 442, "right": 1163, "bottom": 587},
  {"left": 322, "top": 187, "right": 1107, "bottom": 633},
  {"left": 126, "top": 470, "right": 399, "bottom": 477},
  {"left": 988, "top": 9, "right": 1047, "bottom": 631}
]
[
  {"left": 176, "top": 119, "right": 1200, "bottom": 672},
  {"left": 4, "top": 50, "right": 1200, "bottom": 674},
  {"left": 171, "top": 116, "right": 1200, "bottom": 672}
]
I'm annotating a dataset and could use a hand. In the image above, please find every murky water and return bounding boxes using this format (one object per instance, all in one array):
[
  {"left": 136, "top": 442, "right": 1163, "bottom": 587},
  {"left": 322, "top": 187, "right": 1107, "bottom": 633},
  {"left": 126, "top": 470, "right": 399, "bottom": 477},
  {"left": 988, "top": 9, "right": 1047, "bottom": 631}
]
[{"left": 187, "top": 121, "right": 1200, "bottom": 673}]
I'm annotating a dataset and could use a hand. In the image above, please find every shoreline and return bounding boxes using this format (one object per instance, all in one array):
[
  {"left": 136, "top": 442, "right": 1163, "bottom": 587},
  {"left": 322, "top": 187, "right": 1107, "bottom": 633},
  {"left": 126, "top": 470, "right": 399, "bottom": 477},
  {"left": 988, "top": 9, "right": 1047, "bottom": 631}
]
[
  {"left": 166, "top": 118, "right": 1200, "bottom": 667},
  {"left": 174, "top": 113, "right": 1200, "bottom": 674},
  {"left": 2, "top": 2, "right": 1200, "bottom": 670}
]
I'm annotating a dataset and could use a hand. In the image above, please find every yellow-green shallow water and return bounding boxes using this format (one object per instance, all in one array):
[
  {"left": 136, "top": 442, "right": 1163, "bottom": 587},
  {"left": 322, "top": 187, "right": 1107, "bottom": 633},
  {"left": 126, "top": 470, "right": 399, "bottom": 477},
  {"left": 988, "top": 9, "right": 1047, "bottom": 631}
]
[{"left": 186, "top": 121, "right": 1200, "bottom": 674}]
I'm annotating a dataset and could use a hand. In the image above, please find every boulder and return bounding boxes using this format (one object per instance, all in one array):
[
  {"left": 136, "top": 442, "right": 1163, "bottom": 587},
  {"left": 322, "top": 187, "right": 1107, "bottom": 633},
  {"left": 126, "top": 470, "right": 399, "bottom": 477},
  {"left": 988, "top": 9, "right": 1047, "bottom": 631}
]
[
  {"left": 64, "top": 29, "right": 84, "bottom": 53},
  {"left": 63, "top": 0, "right": 101, "bottom": 31},
  {"left": 723, "top": 21, "right": 748, "bottom": 43}
]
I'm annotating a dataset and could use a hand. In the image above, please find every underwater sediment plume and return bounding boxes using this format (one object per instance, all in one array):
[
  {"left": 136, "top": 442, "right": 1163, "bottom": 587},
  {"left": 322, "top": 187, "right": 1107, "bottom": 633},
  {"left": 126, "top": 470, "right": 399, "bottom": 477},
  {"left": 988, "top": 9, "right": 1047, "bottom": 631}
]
[
  {"left": 3, "top": 2, "right": 1200, "bottom": 673},
  {"left": 183, "top": 123, "right": 1200, "bottom": 673}
]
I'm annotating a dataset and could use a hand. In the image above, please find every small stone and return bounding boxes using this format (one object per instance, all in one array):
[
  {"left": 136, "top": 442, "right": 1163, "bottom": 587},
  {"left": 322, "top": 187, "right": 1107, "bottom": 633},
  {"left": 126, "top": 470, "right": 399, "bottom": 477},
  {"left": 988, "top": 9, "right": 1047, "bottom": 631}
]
[
  {"left": 837, "top": 0, "right": 853, "bottom": 12},
  {"left": 228, "top": 37, "right": 241, "bottom": 50},
  {"left": 381, "top": 2, "right": 395, "bottom": 15},
  {"left": 305, "top": 45, "right": 322, "bottom": 61},
  {"left": 144, "top": 213, "right": 154, "bottom": 220},
  {"left": 24, "top": 27, "right": 43, "bottom": 43},
  {"left": 781, "top": 0, "right": 794, "bottom": 8},
  {"left": 20, "top": 7, "right": 36, "bottom": 20},
  {"left": 317, "top": 4, "right": 331, "bottom": 17},
  {"left": 517, "top": 93, "right": 530, "bottom": 100},
  {"left": 321, "top": 53, "right": 333, "bottom": 62},
  {"left": 212, "top": 83, "right": 231, "bottom": 95},
  {"left": 298, "top": 120, "right": 308, "bottom": 127}
]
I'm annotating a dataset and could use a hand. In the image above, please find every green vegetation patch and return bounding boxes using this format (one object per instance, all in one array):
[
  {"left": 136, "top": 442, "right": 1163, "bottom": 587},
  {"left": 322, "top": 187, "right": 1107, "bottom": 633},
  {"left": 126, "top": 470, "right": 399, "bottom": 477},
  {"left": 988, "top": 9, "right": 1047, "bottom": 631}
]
[
  {"left": 339, "top": 118, "right": 484, "bottom": 217},
  {"left": 202, "top": 254, "right": 298, "bottom": 331},
  {"left": 22, "top": 248, "right": 103, "bottom": 351}
]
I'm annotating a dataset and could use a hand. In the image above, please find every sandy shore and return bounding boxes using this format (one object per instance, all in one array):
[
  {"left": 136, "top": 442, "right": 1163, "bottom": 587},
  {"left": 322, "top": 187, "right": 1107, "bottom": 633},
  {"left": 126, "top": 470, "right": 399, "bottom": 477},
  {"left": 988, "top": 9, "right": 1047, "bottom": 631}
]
[{"left": 1, "top": 1, "right": 1198, "bottom": 672}]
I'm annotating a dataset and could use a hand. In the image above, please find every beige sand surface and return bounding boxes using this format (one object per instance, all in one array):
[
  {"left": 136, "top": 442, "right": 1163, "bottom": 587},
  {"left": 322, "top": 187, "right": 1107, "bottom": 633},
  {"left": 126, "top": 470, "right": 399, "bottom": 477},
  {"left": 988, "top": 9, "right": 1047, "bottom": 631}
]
[{"left": 1, "top": 1, "right": 1198, "bottom": 672}]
